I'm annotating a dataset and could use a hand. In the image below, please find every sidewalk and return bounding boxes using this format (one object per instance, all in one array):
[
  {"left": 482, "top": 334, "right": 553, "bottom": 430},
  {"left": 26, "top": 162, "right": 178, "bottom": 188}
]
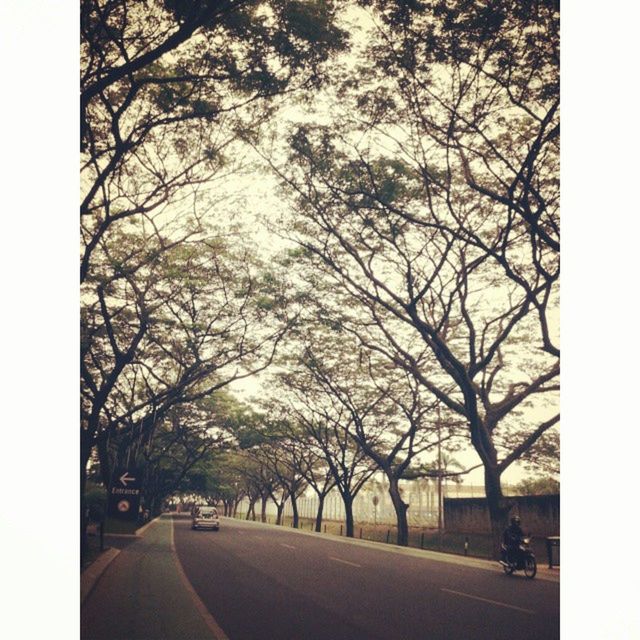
[{"left": 81, "top": 516, "right": 228, "bottom": 640}]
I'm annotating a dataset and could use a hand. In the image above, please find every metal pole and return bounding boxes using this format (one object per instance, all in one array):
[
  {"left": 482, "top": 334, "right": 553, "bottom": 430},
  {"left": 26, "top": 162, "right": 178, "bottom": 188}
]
[{"left": 437, "top": 410, "right": 444, "bottom": 549}]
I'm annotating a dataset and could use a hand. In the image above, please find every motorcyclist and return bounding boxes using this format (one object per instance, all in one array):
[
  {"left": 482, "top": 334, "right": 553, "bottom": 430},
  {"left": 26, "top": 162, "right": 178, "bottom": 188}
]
[{"left": 502, "top": 515, "right": 524, "bottom": 564}]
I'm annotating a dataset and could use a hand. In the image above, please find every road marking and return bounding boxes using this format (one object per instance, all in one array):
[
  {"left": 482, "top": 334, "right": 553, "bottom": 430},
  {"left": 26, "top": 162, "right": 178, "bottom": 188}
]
[
  {"left": 329, "top": 557, "right": 362, "bottom": 568},
  {"left": 280, "top": 543, "right": 296, "bottom": 549},
  {"left": 170, "top": 519, "right": 231, "bottom": 639},
  {"left": 440, "top": 588, "right": 535, "bottom": 615}
]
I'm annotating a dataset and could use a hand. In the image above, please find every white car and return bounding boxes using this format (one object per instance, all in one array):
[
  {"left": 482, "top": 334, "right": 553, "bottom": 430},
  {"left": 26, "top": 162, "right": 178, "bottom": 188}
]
[{"left": 191, "top": 506, "right": 220, "bottom": 531}]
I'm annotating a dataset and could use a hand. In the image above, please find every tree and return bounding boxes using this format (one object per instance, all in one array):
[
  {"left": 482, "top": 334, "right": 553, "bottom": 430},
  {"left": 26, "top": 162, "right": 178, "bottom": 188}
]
[
  {"left": 275, "top": 0, "right": 559, "bottom": 555},
  {"left": 81, "top": 0, "right": 347, "bottom": 281},
  {"left": 282, "top": 319, "right": 452, "bottom": 546},
  {"left": 273, "top": 375, "right": 374, "bottom": 535},
  {"left": 80, "top": 0, "right": 347, "bottom": 558},
  {"left": 355, "top": 0, "right": 560, "bottom": 357},
  {"left": 513, "top": 476, "right": 559, "bottom": 496},
  {"left": 80, "top": 222, "right": 292, "bottom": 555},
  {"left": 275, "top": 420, "right": 338, "bottom": 532},
  {"left": 131, "top": 391, "right": 254, "bottom": 514}
]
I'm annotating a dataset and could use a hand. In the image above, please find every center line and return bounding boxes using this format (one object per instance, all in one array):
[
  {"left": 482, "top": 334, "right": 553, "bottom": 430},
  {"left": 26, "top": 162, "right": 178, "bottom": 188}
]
[
  {"left": 441, "top": 588, "right": 535, "bottom": 615},
  {"left": 280, "top": 543, "right": 296, "bottom": 549},
  {"left": 329, "top": 557, "right": 362, "bottom": 568}
]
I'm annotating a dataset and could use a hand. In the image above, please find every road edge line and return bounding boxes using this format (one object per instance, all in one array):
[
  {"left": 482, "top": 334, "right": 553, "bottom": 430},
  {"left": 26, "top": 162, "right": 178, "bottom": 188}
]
[{"left": 169, "top": 517, "right": 231, "bottom": 640}]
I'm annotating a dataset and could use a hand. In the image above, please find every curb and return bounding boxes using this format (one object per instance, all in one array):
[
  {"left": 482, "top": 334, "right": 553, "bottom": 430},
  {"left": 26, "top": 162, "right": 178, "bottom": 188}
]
[
  {"left": 102, "top": 515, "right": 162, "bottom": 538},
  {"left": 81, "top": 517, "right": 162, "bottom": 604},
  {"left": 135, "top": 515, "right": 161, "bottom": 536},
  {"left": 81, "top": 548, "right": 120, "bottom": 604}
]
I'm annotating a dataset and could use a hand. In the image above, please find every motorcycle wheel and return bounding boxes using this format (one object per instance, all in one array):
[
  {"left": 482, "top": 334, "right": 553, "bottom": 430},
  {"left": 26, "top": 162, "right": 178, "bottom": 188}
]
[
  {"left": 524, "top": 556, "right": 537, "bottom": 579},
  {"left": 502, "top": 562, "right": 514, "bottom": 575}
]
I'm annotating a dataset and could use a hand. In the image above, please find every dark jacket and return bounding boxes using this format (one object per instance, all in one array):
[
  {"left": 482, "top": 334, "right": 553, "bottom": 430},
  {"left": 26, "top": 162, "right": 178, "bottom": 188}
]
[{"left": 503, "top": 523, "right": 524, "bottom": 548}]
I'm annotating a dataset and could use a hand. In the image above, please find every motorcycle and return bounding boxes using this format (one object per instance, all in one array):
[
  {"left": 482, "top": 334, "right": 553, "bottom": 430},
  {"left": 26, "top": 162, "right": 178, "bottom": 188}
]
[{"left": 499, "top": 537, "right": 537, "bottom": 579}]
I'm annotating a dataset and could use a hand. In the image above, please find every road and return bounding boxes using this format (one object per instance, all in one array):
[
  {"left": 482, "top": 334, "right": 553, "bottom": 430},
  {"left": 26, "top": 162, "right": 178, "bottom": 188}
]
[{"left": 173, "top": 515, "right": 559, "bottom": 640}]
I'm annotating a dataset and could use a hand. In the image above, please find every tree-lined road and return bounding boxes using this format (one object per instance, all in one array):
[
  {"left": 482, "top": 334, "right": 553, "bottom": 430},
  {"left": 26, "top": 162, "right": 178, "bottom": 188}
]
[{"left": 174, "top": 516, "right": 559, "bottom": 640}]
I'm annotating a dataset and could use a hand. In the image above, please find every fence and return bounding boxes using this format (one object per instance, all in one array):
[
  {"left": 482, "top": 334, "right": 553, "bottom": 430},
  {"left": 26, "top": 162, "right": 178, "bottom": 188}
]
[
  {"left": 443, "top": 494, "right": 560, "bottom": 536},
  {"left": 235, "top": 475, "right": 502, "bottom": 528}
]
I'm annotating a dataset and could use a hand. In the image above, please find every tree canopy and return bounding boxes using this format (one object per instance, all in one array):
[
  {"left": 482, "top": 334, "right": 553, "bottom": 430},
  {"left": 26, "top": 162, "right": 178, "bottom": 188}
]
[{"left": 81, "top": 0, "right": 560, "bottom": 558}]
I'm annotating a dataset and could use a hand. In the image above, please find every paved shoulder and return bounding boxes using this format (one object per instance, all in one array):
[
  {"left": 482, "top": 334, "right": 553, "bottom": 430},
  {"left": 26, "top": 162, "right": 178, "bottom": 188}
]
[{"left": 81, "top": 516, "right": 227, "bottom": 640}]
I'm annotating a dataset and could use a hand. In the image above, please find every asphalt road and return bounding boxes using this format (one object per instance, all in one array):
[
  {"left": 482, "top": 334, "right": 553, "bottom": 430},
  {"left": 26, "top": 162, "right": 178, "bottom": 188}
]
[{"left": 173, "top": 515, "right": 559, "bottom": 640}]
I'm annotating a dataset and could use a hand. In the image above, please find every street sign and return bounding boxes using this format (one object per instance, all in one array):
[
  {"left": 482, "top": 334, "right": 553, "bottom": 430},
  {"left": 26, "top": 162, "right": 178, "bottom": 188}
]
[{"left": 107, "top": 467, "right": 142, "bottom": 521}]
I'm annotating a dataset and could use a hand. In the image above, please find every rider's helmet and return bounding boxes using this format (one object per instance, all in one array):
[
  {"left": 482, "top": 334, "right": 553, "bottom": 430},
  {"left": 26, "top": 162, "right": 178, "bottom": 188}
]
[{"left": 510, "top": 515, "right": 521, "bottom": 526}]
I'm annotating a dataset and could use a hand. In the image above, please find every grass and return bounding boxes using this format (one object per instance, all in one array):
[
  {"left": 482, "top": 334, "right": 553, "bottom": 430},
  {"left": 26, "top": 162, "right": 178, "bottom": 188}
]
[
  {"left": 82, "top": 517, "right": 144, "bottom": 572},
  {"left": 81, "top": 527, "right": 108, "bottom": 571},
  {"left": 103, "top": 517, "right": 139, "bottom": 535}
]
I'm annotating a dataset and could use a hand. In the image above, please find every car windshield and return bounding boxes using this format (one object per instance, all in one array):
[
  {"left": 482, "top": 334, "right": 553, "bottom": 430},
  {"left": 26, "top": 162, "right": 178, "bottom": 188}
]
[{"left": 198, "top": 508, "right": 216, "bottom": 516}]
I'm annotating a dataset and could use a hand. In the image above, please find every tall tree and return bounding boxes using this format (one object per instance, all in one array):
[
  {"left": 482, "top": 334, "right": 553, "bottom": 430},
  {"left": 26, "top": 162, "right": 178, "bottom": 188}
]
[
  {"left": 280, "top": 318, "right": 450, "bottom": 545},
  {"left": 80, "top": 0, "right": 346, "bottom": 557},
  {"left": 275, "top": 0, "right": 559, "bottom": 555},
  {"left": 272, "top": 380, "right": 374, "bottom": 535}
]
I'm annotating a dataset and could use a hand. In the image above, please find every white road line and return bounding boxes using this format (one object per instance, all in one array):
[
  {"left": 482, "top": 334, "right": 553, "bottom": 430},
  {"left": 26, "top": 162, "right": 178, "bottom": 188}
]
[
  {"left": 170, "top": 519, "right": 231, "bottom": 640},
  {"left": 328, "top": 557, "right": 362, "bottom": 568},
  {"left": 280, "top": 543, "right": 296, "bottom": 549},
  {"left": 440, "top": 588, "right": 535, "bottom": 615}
]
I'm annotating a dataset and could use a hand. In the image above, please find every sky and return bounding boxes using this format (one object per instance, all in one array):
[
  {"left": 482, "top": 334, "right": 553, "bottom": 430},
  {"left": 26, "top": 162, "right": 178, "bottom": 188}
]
[{"left": 1, "top": 1, "right": 640, "bottom": 638}]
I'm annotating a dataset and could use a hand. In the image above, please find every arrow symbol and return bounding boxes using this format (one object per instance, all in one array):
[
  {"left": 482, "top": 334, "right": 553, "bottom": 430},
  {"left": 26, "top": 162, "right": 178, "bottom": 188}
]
[{"left": 119, "top": 472, "right": 136, "bottom": 487}]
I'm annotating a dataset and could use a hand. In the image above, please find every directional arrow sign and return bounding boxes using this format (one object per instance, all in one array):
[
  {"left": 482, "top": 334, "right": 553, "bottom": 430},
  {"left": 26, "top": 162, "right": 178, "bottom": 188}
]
[
  {"left": 108, "top": 468, "right": 142, "bottom": 521},
  {"left": 119, "top": 471, "right": 136, "bottom": 487}
]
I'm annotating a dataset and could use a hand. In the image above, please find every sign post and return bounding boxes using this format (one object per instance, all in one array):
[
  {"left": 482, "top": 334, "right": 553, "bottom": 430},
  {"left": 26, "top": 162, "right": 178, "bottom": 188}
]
[{"left": 107, "top": 468, "right": 142, "bottom": 521}]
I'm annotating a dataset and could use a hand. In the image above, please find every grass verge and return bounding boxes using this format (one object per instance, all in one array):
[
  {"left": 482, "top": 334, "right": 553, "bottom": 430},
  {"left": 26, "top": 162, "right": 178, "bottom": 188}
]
[{"left": 230, "top": 514, "right": 550, "bottom": 561}]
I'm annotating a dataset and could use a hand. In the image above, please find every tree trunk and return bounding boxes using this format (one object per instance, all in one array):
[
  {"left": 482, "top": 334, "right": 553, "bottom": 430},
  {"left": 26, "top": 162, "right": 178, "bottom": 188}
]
[
  {"left": 485, "top": 466, "right": 511, "bottom": 559},
  {"left": 246, "top": 498, "right": 257, "bottom": 520},
  {"left": 291, "top": 493, "right": 299, "bottom": 528},
  {"left": 80, "top": 431, "right": 93, "bottom": 566},
  {"left": 150, "top": 495, "right": 163, "bottom": 518},
  {"left": 315, "top": 495, "right": 325, "bottom": 532},
  {"left": 343, "top": 494, "right": 355, "bottom": 537},
  {"left": 96, "top": 430, "right": 112, "bottom": 488},
  {"left": 276, "top": 502, "right": 284, "bottom": 525},
  {"left": 260, "top": 495, "right": 268, "bottom": 523},
  {"left": 388, "top": 477, "right": 409, "bottom": 547}
]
